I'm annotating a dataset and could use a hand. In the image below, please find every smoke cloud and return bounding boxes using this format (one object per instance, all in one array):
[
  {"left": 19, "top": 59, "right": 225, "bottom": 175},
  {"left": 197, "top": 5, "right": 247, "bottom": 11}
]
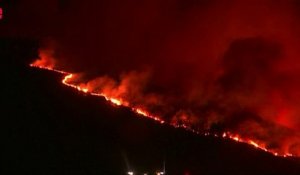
[{"left": 5, "top": 0, "right": 300, "bottom": 155}]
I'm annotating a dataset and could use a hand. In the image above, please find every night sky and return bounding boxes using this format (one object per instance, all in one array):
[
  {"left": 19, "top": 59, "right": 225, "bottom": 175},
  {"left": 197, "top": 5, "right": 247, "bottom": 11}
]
[{"left": 2, "top": 0, "right": 300, "bottom": 174}]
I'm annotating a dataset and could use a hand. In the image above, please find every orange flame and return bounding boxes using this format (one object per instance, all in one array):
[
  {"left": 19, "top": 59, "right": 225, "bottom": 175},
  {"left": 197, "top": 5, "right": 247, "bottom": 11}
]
[{"left": 29, "top": 63, "right": 295, "bottom": 158}]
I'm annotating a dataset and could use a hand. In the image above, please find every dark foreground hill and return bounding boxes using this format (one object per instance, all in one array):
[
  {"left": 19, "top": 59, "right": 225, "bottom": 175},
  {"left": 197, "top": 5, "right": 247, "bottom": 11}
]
[{"left": 2, "top": 38, "right": 300, "bottom": 175}]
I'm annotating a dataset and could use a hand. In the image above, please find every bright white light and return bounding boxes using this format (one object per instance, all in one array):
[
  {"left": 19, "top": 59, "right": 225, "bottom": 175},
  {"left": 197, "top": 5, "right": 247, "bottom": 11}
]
[{"left": 127, "top": 171, "right": 134, "bottom": 175}]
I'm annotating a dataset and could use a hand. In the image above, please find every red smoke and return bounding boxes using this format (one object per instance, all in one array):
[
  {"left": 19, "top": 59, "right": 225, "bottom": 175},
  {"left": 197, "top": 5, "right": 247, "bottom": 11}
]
[{"left": 8, "top": 0, "right": 300, "bottom": 156}]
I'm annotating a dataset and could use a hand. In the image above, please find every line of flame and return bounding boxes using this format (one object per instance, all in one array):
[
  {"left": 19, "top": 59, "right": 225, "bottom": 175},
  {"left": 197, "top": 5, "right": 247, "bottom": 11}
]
[{"left": 29, "top": 64, "right": 295, "bottom": 158}]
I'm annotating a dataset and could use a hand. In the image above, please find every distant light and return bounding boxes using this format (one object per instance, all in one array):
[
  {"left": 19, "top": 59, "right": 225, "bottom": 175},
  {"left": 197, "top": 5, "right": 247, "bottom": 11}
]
[
  {"left": 0, "top": 7, "right": 3, "bottom": 20},
  {"left": 128, "top": 171, "right": 134, "bottom": 175},
  {"left": 156, "top": 172, "right": 164, "bottom": 175}
]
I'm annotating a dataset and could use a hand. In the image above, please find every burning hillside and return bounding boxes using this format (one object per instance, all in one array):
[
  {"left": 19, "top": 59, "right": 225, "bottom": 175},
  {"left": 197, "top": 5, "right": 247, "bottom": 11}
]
[
  {"left": 3, "top": 0, "right": 300, "bottom": 174},
  {"left": 5, "top": 0, "right": 298, "bottom": 158},
  {"left": 30, "top": 37, "right": 300, "bottom": 157}
]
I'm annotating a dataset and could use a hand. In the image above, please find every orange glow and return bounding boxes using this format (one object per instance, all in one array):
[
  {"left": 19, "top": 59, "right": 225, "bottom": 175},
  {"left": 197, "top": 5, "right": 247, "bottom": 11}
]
[
  {"left": 135, "top": 108, "right": 148, "bottom": 116},
  {"left": 29, "top": 63, "right": 296, "bottom": 158},
  {"left": 109, "top": 98, "right": 122, "bottom": 106},
  {"left": 219, "top": 132, "right": 296, "bottom": 157}
]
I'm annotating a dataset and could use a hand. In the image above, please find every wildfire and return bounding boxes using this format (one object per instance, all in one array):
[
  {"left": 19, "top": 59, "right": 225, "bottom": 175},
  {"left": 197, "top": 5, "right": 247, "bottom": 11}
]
[{"left": 29, "top": 63, "right": 295, "bottom": 158}]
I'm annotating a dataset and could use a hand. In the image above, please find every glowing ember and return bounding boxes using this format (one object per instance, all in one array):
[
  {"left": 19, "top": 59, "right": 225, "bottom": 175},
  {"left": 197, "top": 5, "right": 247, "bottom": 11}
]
[
  {"left": 63, "top": 74, "right": 73, "bottom": 83},
  {"left": 29, "top": 63, "right": 296, "bottom": 158},
  {"left": 134, "top": 108, "right": 148, "bottom": 116},
  {"left": 100, "top": 94, "right": 129, "bottom": 106},
  {"left": 109, "top": 98, "right": 122, "bottom": 106}
]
